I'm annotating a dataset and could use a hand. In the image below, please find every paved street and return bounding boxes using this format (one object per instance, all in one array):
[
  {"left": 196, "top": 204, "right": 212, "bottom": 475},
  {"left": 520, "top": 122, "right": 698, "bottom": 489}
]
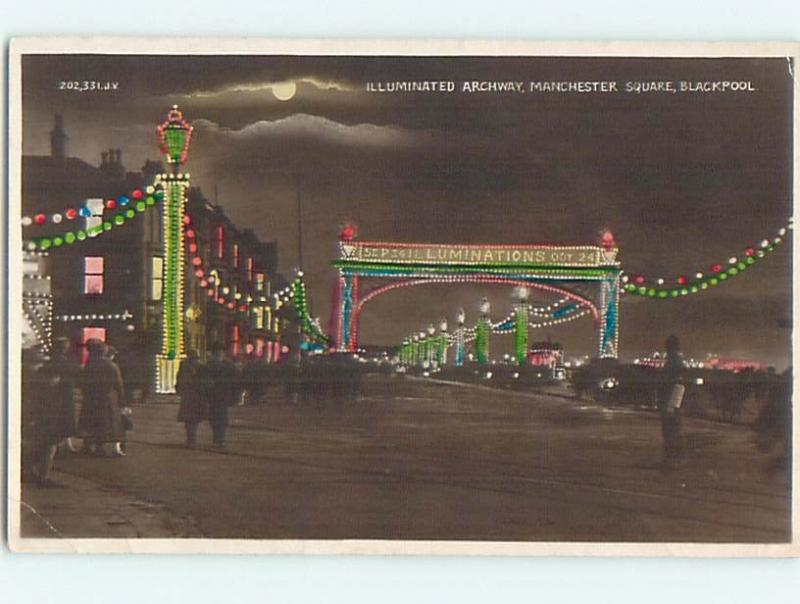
[{"left": 20, "top": 375, "right": 790, "bottom": 543}]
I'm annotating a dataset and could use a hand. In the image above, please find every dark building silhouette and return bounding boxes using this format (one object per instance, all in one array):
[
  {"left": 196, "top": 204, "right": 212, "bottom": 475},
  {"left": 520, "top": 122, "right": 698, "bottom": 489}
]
[{"left": 22, "top": 115, "right": 284, "bottom": 399}]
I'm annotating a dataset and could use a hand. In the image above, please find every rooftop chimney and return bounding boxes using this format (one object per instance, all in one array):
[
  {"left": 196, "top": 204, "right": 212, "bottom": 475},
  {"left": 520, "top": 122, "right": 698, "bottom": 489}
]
[{"left": 50, "top": 114, "right": 68, "bottom": 161}]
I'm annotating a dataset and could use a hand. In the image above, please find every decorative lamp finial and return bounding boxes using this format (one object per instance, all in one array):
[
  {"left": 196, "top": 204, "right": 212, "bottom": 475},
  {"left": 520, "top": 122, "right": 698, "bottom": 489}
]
[{"left": 157, "top": 105, "right": 194, "bottom": 166}]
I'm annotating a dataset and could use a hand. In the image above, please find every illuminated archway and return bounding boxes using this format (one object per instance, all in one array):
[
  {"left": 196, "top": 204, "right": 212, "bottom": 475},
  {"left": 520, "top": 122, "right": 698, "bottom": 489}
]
[{"left": 332, "top": 235, "right": 621, "bottom": 358}]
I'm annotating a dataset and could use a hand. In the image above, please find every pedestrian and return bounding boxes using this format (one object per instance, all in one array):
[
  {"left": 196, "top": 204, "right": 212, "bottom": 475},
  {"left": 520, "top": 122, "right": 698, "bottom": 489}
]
[
  {"left": 205, "top": 347, "right": 239, "bottom": 447},
  {"left": 79, "top": 339, "right": 126, "bottom": 457},
  {"left": 658, "top": 335, "right": 686, "bottom": 467},
  {"left": 176, "top": 350, "right": 207, "bottom": 448},
  {"left": 33, "top": 337, "right": 82, "bottom": 486},
  {"left": 106, "top": 345, "right": 132, "bottom": 453},
  {"left": 752, "top": 367, "right": 791, "bottom": 474}
]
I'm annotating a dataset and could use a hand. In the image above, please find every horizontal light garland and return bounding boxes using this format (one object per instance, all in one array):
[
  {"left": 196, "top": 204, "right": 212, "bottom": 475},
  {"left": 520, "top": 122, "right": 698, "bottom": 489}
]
[
  {"left": 21, "top": 186, "right": 159, "bottom": 227},
  {"left": 336, "top": 261, "right": 617, "bottom": 280},
  {"left": 56, "top": 310, "right": 133, "bottom": 322},
  {"left": 24, "top": 188, "right": 163, "bottom": 251},
  {"left": 529, "top": 309, "right": 591, "bottom": 329},
  {"left": 623, "top": 222, "right": 791, "bottom": 298}
]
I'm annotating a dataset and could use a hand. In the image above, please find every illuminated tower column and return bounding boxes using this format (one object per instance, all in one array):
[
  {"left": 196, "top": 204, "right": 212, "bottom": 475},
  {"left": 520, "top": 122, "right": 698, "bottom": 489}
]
[
  {"left": 475, "top": 297, "right": 491, "bottom": 364},
  {"left": 155, "top": 105, "right": 194, "bottom": 393},
  {"left": 513, "top": 286, "right": 529, "bottom": 365},
  {"left": 454, "top": 308, "right": 466, "bottom": 367},
  {"left": 437, "top": 318, "right": 448, "bottom": 366}
]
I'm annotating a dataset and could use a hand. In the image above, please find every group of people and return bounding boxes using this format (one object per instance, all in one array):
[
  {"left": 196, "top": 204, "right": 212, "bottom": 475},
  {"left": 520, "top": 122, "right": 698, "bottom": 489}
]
[
  {"left": 175, "top": 348, "right": 240, "bottom": 448},
  {"left": 25, "top": 337, "right": 127, "bottom": 487}
]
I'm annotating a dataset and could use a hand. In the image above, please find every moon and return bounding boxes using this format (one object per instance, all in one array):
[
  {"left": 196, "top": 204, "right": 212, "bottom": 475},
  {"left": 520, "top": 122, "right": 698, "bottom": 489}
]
[{"left": 272, "top": 81, "right": 297, "bottom": 101}]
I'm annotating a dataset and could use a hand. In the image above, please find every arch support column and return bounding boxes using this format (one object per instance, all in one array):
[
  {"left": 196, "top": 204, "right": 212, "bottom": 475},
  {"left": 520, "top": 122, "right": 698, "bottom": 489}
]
[
  {"left": 334, "top": 272, "right": 359, "bottom": 352},
  {"left": 598, "top": 273, "right": 621, "bottom": 358}
]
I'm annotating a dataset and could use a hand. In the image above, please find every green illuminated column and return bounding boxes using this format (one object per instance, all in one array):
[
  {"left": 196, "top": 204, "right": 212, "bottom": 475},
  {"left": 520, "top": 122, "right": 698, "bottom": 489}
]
[
  {"left": 475, "top": 297, "right": 491, "bottom": 364},
  {"left": 437, "top": 318, "right": 448, "bottom": 366},
  {"left": 514, "top": 286, "right": 529, "bottom": 365},
  {"left": 155, "top": 105, "right": 194, "bottom": 393}
]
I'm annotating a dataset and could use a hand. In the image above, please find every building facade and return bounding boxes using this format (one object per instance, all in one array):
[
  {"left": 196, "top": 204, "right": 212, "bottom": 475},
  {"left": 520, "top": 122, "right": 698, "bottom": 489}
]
[{"left": 22, "top": 115, "right": 286, "bottom": 398}]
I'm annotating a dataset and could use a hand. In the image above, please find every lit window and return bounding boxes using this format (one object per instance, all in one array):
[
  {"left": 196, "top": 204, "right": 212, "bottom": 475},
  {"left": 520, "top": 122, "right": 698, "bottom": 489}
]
[
  {"left": 255, "top": 338, "right": 265, "bottom": 357},
  {"left": 253, "top": 307, "right": 264, "bottom": 330},
  {"left": 215, "top": 225, "right": 224, "bottom": 259},
  {"left": 231, "top": 324, "right": 240, "bottom": 357},
  {"left": 85, "top": 198, "right": 104, "bottom": 237},
  {"left": 233, "top": 244, "right": 240, "bottom": 269},
  {"left": 81, "top": 326, "right": 106, "bottom": 365},
  {"left": 84, "top": 256, "right": 104, "bottom": 294},
  {"left": 256, "top": 272, "right": 265, "bottom": 291},
  {"left": 247, "top": 257, "right": 254, "bottom": 282},
  {"left": 151, "top": 256, "right": 164, "bottom": 300}
]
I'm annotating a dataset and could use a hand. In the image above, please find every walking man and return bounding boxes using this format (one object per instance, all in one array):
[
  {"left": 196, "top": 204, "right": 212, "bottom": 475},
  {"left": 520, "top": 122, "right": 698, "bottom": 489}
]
[
  {"left": 205, "top": 347, "right": 239, "bottom": 447},
  {"left": 176, "top": 350, "right": 207, "bottom": 448},
  {"left": 658, "top": 335, "right": 686, "bottom": 467}
]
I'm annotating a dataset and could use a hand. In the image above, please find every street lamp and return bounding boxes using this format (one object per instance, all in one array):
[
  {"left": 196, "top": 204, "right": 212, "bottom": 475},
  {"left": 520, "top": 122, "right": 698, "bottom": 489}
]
[
  {"left": 426, "top": 324, "right": 436, "bottom": 366},
  {"left": 454, "top": 308, "right": 466, "bottom": 367},
  {"left": 155, "top": 105, "right": 193, "bottom": 393},
  {"left": 437, "top": 318, "right": 448, "bottom": 367},
  {"left": 476, "top": 298, "right": 491, "bottom": 364},
  {"left": 513, "top": 286, "right": 530, "bottom": 366}
]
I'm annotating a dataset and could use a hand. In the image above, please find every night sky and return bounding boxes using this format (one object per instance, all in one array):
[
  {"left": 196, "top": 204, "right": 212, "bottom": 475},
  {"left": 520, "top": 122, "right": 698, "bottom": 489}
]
[{"left": 21, "top": 55, "right": 794, "bottom": 366}]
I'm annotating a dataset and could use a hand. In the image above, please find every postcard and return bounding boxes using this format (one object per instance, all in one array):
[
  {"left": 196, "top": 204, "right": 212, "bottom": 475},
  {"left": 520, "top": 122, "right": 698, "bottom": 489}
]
[{"left": 6, "top": 39, "right": 799, "bottom": 555}]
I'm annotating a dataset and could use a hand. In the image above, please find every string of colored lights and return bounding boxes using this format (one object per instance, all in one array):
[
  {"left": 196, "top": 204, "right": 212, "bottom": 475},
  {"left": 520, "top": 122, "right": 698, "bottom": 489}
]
[
  {"left": 183, "top": 221, "right": 329, "bottom": 344},
  {"left": 290, "top": 275, "right": 330, "bottom": 344},
  {"left": 20, "top": 187, "right": 157, "bottom": 227},
  {"left": 529, "top": 308, "right": 591, "bottom": 328},
  {"left": 400, "top": 300, "right": 591, "bottom": 362},
  {"left": 23, "top": 297, "right": 53, "bottom": 352},
  {"left": 183, "top": 213, "right": 274, "bottom": 314},
  {"left": 55, "top": 310, "right": 133, "bottom": 322},
  {"left": 24, "top": 188, "right": 164, "bottom": 251},
  {"left": 622, "top": 221, "right": 791, "bottom": 298}
]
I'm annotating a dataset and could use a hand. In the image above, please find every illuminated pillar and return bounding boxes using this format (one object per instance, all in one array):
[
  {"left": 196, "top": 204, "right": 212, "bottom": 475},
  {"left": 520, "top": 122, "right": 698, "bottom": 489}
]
[
  {"left": 437, "top": 318, "right": 448, "bottom": 366},
  {"left": 426, "top": 324, "right": 436, "bottom": 366},
  {"left": 513, "top": 286, "right": 529, "bottom": 365},
  {"left": 155, "top": 105, "right": 194, "bottom": 393},
  {"left": 335, "top": 272, "right": 359, "bottom": 352},
  {"left": 475, "top": 297, "right": 491, "bottom": 364},
  {"left": 454, "top": 308, "right": 466, "bottom": 367},
  {"left": 598, "top": 272, "right": 621, "bottom": 359}
]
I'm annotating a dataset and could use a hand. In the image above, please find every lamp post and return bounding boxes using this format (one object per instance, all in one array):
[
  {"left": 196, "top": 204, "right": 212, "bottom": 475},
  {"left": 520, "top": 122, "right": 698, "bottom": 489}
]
[
  {"left": 155, "top": 105, "right": 193, "bottom": 393},
  {"left": 413, "top": 333, "right": 421, "bottom": 365},
  {"left": 426, "top": 323, "right": 436, "bottom": 367},
  {"left": 514, "top": 285, "right": 530, "bottom": 366},
  {"left": 454, "top": 307, "right": 466, "bottom": 367},
  {"left": 475, "top": 297, "right": 491, "bottom": 364},
  {"left": 437, "top": 318, "right": 448, "bottom": 367}
]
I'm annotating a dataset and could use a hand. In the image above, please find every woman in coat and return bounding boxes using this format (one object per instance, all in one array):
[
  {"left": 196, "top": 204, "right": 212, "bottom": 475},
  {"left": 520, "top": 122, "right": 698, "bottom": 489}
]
[
  {"left": 176, "top": 350, "right": 208, "bottom": 447},
  {"left": 79, "top": 339, "right": 125, "bottom": 457}
]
